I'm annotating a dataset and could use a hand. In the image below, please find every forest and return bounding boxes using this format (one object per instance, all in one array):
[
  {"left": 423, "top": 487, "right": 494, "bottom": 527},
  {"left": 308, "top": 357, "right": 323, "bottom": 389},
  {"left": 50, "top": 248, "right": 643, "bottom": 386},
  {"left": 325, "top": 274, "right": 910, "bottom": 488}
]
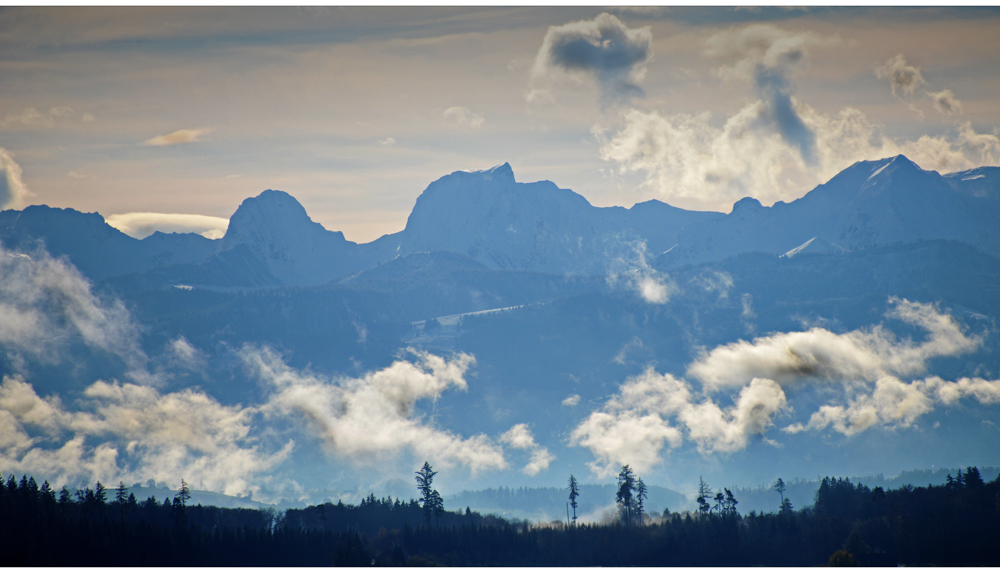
[{"left": 1, "top": 464, "right": 998, "bottom": 566}]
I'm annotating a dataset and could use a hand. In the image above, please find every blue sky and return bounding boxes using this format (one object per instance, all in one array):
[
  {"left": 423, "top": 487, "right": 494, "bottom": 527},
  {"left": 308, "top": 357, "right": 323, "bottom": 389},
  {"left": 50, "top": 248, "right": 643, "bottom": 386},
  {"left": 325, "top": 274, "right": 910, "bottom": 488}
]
[{"left": 2, "top": 7, "right": 999, "bottom": 241}]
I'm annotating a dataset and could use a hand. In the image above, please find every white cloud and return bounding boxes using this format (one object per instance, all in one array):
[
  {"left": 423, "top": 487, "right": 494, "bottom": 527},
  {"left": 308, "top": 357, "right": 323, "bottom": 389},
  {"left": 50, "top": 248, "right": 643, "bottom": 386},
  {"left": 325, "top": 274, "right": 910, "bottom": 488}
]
[
  {"left": 105, "top": 212, "right": 229, "bottom": 240},
  {"left": 876, "top": 54, "right": 926, "bottom": 97},
  {"left": 500, "top": 423, "right": 554, "bottom": 475},
  {"left": 442, "top": 106, "right": 485, "bottom": 129},
  {"left": 143, "top": 127, "right": 214, "bottom": 146},
  {"left": 0, "top": 244, "right": 146, "bottom": 371},
  {"left": 529, "top": 12, "right": 652, "bottom": 106},
  {"left": 687, "top": 299, "right": 980, "bottom": 391},
  {"left": 0, "top": 148, "right": 32, "bottom": 209},
  {"left": 605, "top": 240, "right": 675, "bottom": 304},
  {"left": 0, "top": 374, "right": 290, "bottom": 495},
  {"left": 678, "top": 377, "right": 787, "bottom": 453},
  {"left": 244, "top": 346, "right": 507, "bottom": 474},
  {"left": 562, "top": 394, "right": 581, "bottom": 407}
]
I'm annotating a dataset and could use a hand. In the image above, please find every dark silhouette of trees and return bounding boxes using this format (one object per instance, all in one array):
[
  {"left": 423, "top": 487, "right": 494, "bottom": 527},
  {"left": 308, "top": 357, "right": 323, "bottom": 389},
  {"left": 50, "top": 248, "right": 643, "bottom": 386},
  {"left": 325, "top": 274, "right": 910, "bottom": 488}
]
[
  {"left": 635, "top": 478, "right": 648, "bottom": 525},
  {"left": 616, "top": 465, "right": 636, "bottom": 526}
]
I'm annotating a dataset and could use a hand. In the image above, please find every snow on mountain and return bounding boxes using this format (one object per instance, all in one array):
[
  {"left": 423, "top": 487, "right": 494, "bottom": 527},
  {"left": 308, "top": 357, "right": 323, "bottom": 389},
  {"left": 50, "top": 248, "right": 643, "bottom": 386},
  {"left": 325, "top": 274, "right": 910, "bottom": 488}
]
[
  {"left": 397, "top": 162, "right": 722, "bottom": 275},
  {"left": 780, "top": 236, "right": 847, "bottom": 259},
  {"left": 663, "top": 155, "right": 1000, "bottom": 267}
]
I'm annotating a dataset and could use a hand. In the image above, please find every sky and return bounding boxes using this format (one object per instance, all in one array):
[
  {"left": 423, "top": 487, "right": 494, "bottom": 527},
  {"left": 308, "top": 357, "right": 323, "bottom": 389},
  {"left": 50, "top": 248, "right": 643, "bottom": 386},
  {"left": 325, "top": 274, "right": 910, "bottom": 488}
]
[{"left": 2, "top": 6, "right": 1000, "bottom": 243}]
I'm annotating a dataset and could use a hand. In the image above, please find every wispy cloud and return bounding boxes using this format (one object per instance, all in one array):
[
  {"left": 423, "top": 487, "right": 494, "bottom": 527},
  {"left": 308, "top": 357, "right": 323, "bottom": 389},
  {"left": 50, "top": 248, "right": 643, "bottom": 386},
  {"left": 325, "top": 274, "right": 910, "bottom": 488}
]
[
  {"left": 442, "top": 106, "right": 484, "bottom": 128},
  {"left": 0, "top": 244, "right": 146, "bottom": 372},
  {"left": 876, "top": 54, "right": 926, "bottom": 98},
  {"left": 0, "top": 148, "right": 32, "bottom": 209},
  {"left": 929, "top": 89, "right": 963, "bottom": 115},
  {"left": 143, "top": 127, "right": 214, "bottom": 146},
  {"left": 105, "top": 212, "right": 229, "bottom": 240}
]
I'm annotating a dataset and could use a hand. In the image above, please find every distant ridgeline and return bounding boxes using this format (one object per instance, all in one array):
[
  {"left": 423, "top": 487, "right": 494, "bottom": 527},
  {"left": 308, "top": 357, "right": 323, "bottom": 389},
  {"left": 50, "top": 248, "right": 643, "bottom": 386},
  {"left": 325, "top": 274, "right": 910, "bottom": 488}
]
[{"left": 2, "top": 468, "right": 1000, "bottom": 566}]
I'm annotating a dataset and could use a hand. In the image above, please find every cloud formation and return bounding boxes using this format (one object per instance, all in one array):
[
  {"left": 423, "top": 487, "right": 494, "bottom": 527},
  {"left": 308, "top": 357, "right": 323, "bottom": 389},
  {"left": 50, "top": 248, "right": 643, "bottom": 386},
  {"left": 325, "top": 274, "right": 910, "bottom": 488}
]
[
  {"left": 0, "top": 374, "right": 290, "bottom": 495},
  {"left": 605, "top": 239, "right": 675, "bottom": 304},
  {"left": 105, "top": 212, "right": 230, "bottom": 240},
  {"left": 572, "top": 299, "right": 993, "bottom": 475},
  {"left": 705, "top": 24, "right": 832, "bottom": 162},
  {"left": 529, "top": 12, "right": 652, "bottom": 106},
  {"left": 500, "top": 423, "right": 554, "bottom": 476},
  {"left": 244, "top": 346, "right": 507, "bottom": 474},
  {"left": 876, "top": 54, "right": 926, "bottom": 97},
  {"left": 0, "top": 148, "right": 32, "bottom": 209},
  {"left": 143, "top": 127, "right": 214, "bottom": 146},
  {"left": 687, "top": 299, "right": 980, "bottom": 391},
  {"left": 442, "top": 106, "right": 485, "bottom": 128},
  {"left": 929, "top": 89, "right": 963, "bottom": 115},
  {"left": 0, "top": 244, "right": 146, "bottom": 372}
]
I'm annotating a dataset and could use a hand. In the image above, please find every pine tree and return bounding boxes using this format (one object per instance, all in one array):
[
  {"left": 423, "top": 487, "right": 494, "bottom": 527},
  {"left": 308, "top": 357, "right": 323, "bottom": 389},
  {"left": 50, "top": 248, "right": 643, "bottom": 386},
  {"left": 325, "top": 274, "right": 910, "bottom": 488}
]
[
  {"left": 568, "top": 475, "right": 580, "bottom": 526},
  {"left": 635, "top": 478, "right": 648, "bottom": 526},
  {"left": 616, "top": 465, "right": 636, "bottom": 526},
  {"left": 415, "top": 462, "right": 442, "bottom": 526},
  {"left": 697, "top": 476, "right": 712, "bottom": 514},
  {"left": 175, "top": 479, "right": 191, "bottom": 506}
]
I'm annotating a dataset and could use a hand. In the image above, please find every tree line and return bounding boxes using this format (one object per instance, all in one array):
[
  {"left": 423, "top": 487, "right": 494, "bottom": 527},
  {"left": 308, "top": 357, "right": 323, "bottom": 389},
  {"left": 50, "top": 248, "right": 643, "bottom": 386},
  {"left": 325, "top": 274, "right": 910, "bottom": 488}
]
[{"left": 2, "top": 463, "right": 999, "bottom": 566}]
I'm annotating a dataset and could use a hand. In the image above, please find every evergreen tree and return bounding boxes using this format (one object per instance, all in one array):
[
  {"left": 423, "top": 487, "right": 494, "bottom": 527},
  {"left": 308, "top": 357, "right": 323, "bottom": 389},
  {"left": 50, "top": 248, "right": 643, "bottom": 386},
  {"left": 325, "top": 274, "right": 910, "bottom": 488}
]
[
  {"left": 175, "top": 478, "right": 191, "bottom": 506},
  {"left": 773, "top": 477, "right": 787, "bottom": 513},
  {"left": 697, "top": 476, "right": 712, "bottom": 514},
  {"left": 414, "top": 462, "right": 442, "bottom": 526},
  {"left": 635, "top": 478, "right": 648, "bottom": 526},
  {"left": 568, "top": 475, "right": 580, "bottom": 526},
  {"left": 616, "top": 465, "right": 636, "bottom": 526}
]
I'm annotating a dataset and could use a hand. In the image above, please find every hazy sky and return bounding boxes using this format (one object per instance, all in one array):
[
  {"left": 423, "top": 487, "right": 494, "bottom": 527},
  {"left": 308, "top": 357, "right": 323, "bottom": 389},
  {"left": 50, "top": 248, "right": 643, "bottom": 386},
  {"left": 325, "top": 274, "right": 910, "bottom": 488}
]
[{"left": 2, "top": 6, "right": 1000, "bottom": 242}]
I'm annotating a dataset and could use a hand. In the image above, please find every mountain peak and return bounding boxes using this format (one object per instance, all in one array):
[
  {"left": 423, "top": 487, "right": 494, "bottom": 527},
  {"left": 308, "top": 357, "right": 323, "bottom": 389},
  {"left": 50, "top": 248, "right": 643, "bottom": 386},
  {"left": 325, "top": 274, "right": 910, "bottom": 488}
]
[
  {"left": 731, "top": 196, "right": 764, "bottom": 214},
  {"left": 476, "top": 162, "right": 515, "bottom": 183}
]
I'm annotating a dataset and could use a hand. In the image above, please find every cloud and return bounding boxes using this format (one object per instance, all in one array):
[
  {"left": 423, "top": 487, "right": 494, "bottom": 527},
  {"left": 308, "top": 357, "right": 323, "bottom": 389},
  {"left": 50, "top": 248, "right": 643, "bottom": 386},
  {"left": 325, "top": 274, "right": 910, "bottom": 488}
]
[
  {"left": 876, "top": 54, "right": 926, "bottom": 97},
  {"left": 0, "top": 374, "right": 290, "bottom": 495},
  {"left": 562, "top": 394, "right": 581, "bottom": 407},
  {"left": 928, "top": 89, "right": 963, "bottom": 116},
  {"left": 687, "top": 299, "right": 980, "bottom": 391},
  {"left": 442, "top": 106, "right": 485, "bottom": 129},
  {"left": 0, "top": 148, "right": 32, "bottom": 210},
  {"left": 104, "top": 212, "right": 230, "bottom": 240},
  {"left": 0, "top": 244, "right": 146, "bottom": 372},
  {"left": 605, "top": 239, "right": 675, "bottom": 304},
  {"left": 529, "top": 12, "right": 653, "bottom": 106},
  {"left": 243, "top": 346, "right": 507, "bottom": 474},
  {"left": 0, "top": 107, "right": 91, "bottom": 129},
  {"left": 378, "top": 137, "right": 396, "bottom": 146},
  {"left": 705, "top": 24, "right": 835, "bottom": 163},
  {"left": 573, "top": 299, "right": 994, "bottom": 471},
  {"left": 143, "top": 127, "right": 214, "bottom": 146},
  {"left": 597, "top": 101, "right": 1000, "bottom": 211},
  {"left": 500, "top": 423, "right": 554, "bottom": 476}
]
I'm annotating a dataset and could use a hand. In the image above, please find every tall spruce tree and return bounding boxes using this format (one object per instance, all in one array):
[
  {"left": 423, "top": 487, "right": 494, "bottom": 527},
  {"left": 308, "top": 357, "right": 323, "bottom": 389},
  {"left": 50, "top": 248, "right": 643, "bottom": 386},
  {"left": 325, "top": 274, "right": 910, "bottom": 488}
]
[{"left": 568, "top": 474, "right": 580, "bottom": 526}]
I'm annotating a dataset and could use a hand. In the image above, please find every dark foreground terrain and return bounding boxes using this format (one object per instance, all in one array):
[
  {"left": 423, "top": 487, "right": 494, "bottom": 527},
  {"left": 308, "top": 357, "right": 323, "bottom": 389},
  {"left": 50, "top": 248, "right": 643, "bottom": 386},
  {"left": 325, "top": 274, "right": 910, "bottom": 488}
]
[{"left": 1, "top": 467, "right": 998, "bottom": 566}]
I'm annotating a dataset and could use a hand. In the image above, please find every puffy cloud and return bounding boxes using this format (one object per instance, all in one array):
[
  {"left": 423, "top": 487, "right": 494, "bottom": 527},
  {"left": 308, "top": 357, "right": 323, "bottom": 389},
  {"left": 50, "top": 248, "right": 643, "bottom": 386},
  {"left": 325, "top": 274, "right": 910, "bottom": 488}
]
[
  {"left": 678, "top": 377, "right": 787, "bottom": 453},
  {"left": 529, "top": 12, "right": 652, "bottom": 106},
  {"left": 0, "top": 374, "right": 289, "bottom": 494},
  {"left": 687, "top": 299, "right": 980, "bottom": 391},
  {"left": 571, "top": 410, "right": 682, "bottom": 478},
  {"left": 442, "top": 106, "right": 485, "bottom": 129},
  {"left": 0, "top": 244, "right": 146, "bottom": 371},
  {"left": 500, "top": 423, "right": 554, "bottom": 476},
  {"left": 876, "top": 54, "right": 926, "bottom": 97},
  {"left": 244, "top": 346, "right": 507, "bottom": 474},
  {"left": 926, "top": 376, "right": 1000, "bottom": 406},
  {"left": 143, "top": 127, "right": 214, "bottom": 146},
  {"left": 929, "top": 89, "right": 963, "bottom": 115},
  {"left": 0, "top": 148, "right": 32, "bottom": 209},
  {"left": 104, "top": 212, "right": 229, "bottom": 240}
]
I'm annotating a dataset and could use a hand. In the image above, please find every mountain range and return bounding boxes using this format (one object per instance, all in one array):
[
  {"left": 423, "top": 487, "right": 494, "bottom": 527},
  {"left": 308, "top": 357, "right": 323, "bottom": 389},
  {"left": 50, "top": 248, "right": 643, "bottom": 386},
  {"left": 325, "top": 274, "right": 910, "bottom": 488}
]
[{"left": 2, "top": 154, "right": 999, "bottom": 506}]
